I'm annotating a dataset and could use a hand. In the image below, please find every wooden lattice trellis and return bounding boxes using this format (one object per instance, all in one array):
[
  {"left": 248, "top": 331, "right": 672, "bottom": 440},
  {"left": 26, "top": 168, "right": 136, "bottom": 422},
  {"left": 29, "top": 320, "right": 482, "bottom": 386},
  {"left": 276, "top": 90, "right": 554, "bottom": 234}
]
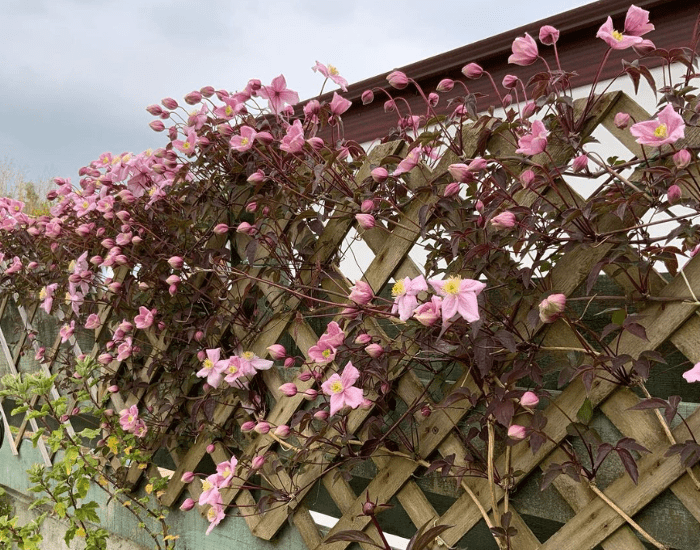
[{"left": 1, "top": 90, "right": 700, "bottom": 550}]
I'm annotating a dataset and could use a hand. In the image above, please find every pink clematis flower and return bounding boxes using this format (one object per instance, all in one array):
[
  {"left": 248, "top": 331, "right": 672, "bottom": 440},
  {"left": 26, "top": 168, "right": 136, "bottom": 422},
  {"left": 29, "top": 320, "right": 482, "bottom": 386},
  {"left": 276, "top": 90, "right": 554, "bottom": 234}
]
[
  {"left": 596, "top": 17, "right": 643, "bottom": 50},
  {"left": 630, "top": 104, "right": 685, "bottom": 147},
  {"left": 321, "top": 361, "right": 364, "bottom": 416},
  {"left": 223, "top": 355, "right": 255, "bottom": 388},
  {"left": 237, "top": 350, "right": 273, "bottom": 372},
  {"left": 391, "top": 275, "right": 428, "bottom": 321},
  {"left": 84, "top": 313, "right": 101, "bottom": 330},
  {"left": 308, "top": 322, "right": 345, "bottom": 364},
  {"left": 119, "top": 405, "right": 140, "bottom": 432},
  {"left": 539, "top": 294, "right": 566, "bottom": 323},
  {"left": 413, "top": 296, "right": 443, "bottom": 326},
  {"left": 683, "top": 362, "right": 700, "bottom": 383},
  {"left": 216, "top": 456, "right": 238, "bottom": 488},
  {"left": 173, "top": 128, "right": 198, "bottom": 156},
  {"left": 196, "top": 348, "right": 228, "bottom": 388},
  {"left": 329, "top": 92, "right": 352, "bottom": 117},
  {"left": 39, "top": 283, "right": 58, "bottom": 314},
  {"left": 205, "top": 503, "right": 225, "bottom": 535},
  {"left": 199, "top": 473, "right": 223, "bottom": 507},
  {"left": 429, "top": 276, "right": 486, "bottom": 325},
  {"left": 312, "top": 61, "right": 349, "bottom": 91},
  {"left": 230, "top": 126, "right": 257, "bottom": 152},
  {"left": 259, "top": 75, "right": 299, "bottom": 113},
  {"left": 134, "top": 307, "right": 156, "bottom": 329},
  {"left": 516, "top": 120, "right": 548, "bottom": 156},
  {"left": 625, "top": 4, "right": 655, "bottom": 36},
  {"left": 280, "top": 119, "right": 305, "bottom": 154},
  {"left": 348, "top": 280, "right": 374, "bottom": 305},
  {"left": 60, "top": 321, "right": 75, "bottom": 343},
  {"left": 508, "top": 33, "right": 538, "bottom": 66}
]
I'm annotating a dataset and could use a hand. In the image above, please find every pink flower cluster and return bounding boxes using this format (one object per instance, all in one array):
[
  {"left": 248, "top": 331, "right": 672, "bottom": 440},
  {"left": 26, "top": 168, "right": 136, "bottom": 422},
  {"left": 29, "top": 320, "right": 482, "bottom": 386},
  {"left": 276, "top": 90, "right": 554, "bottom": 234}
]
[
  {"left": 195, "top": 348, "right": 273, "bottom": 389},
  {"left": 119, "top": 405, "right": 148, "bottom": 438},
  {"left": 391, "top": 275, "right": 486, "bottom": 327}
]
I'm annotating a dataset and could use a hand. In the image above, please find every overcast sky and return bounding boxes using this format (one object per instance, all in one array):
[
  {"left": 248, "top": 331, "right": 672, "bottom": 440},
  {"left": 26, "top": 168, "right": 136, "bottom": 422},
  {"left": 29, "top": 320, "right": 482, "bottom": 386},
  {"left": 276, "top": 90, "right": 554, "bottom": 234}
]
[{"left": 0, "top": 0, "right": 594, "bottom": 187}]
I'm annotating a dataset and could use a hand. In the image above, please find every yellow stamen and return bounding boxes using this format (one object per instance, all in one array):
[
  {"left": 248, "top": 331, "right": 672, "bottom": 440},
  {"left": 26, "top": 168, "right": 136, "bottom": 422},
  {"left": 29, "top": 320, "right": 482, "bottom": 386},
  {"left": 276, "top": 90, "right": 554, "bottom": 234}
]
[
  {"left": 227, "top": 365, "right": 237, "bottom": 374},
  {"left": 612, "top": 30, "right": 623, "bottom": 41},
  {"left": 242, "top": 351, "right": 254, "bottom": 360},
  {"left": 329, "top": 64, "right": 338, "bottom": 76},
  {"left": 392, "top": 280, "right": 405, "bottom": 297},
  {"left": 654, "top": 124, "right": 668, "bottom": 138},
  {"left": 225, "top": 105, "right": 233, "bottom": 116},
  {"left": 39, "top": 288, "right": 47, "bottom": 300},
  {"left": 330, "top": 381, "right": 344, "bottom": 393},
  {"left": 207, "top": 507, "right": 218, "bottom": 521},
  {"left": 240, "top": 137, "right": 249, "bottom": 146},
  {"left": 322, "top": 349, "right": 332, "bottom": 358},
  {"left": 202, "top": 479, "right": 212, "bottom": 491},
  {"left": 203, "top": 359, "right": 213, "bottom": 371},
  {"left": 443, "top": 276, "right": 461, "bottom": 295}
]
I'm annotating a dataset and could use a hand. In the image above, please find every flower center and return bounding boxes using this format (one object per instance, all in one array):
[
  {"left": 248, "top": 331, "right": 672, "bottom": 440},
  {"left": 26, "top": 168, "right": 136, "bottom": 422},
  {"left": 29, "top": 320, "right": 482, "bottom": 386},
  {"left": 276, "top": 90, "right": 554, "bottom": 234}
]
[
  {"left": 654, "top": 123, "right": 668, "bottom": 138},
  {"left": 443, "top": 276, "right": 461, "bottom": 295},
  {"left": 39, "top": 288, "right": 47, "bottom": 300},
  {"left": 183, "top": 142, "right": 191, "bottom": 150},
  {"left": 222, "top": 467, "right": 231, "bottom": 477},
  {"left": 391, "top": 280, "right": 405, "bottom": 297},
  {"left": 203, "top": 359, "right": 213, "bottom": 371},
  {"left": 207, "top": 507, "right": 218, "bottom": 521},
  {"left": 227, "top": 365, "right": 238, "bottom": 374},
  {"left": 242, "top": 351, "right": 254, "bottom": 360},
  {"left": 202, "top": 480, "right": 213, "bottom": 492},
  {"left": 240, "top": 137, "right": 249, "bottom": 146},
  {"left": 612, "top": 30, "right": 623, "bottom": 41},
  {"left": 330, "top": 381, "right": 344, "bottom": 393},
  {"left": 329, "top": 64, "right": 338, "bottom": 76},
  {"left": 322, "top": 349, "right": 332, "bottom": 358},
  {"left": 225, "top": 105, "right": 233, "bottom": 116}
]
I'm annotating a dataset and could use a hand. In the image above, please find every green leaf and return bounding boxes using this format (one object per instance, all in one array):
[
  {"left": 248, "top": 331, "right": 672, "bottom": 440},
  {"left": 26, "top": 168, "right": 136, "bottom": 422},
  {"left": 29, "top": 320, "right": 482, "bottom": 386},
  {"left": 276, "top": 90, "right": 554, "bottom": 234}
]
[
  {"left": 611, "top": 309, "right": 626, "bottom": 326},
  {"left": 577, "top": 398, "right": 594, "bottom": 425}
]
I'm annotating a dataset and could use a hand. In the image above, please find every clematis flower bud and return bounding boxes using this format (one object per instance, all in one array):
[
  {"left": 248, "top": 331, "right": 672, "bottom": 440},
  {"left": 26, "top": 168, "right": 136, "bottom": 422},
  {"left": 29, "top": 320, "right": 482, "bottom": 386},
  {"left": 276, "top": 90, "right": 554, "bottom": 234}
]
[
  {"left": 247, "top": 170, "right": 265, "bottom": 183},
  {"left": 251, "top": 455, "right": 265, "bottom": 470},
  {"left": 213, "top": 223, "right": 229, "bottom": 235},
  {"left": 668, "top": 184, "right": 682, "bottom": 204},
  {"left": 298, "top": 371, "right": 313, "bottom": 382},
  {"left": 168, "top": 256, "right": 184, "bottom": 269},
  {"left": 447, "top": 163, "right": 474, "bottom": 183},
  {"left": 386, "top": 70, "right": 409, "bottom": 89},
  {"left": 508, "top": 424, "right": 527, "bottom": 440},
  {"left": 108, "top": 385, "right": 119, "bottom": 393},
  {"left": 314, "top": 410, "right": 329, "bottom": 421},
  {"left": 236, "top": 222, "right": 256, "bottom": 235},
  {"left": 436, "top": 79, "right": 454, "bottom": 92},
  {"left": 274, "top": 425, "right": 291, "bottom": 438},
  {"left": 180, "top": 498, "right": 195, "bottom": 511},
  {"left": 462, "top": 63, "right": 483, "bottom": 79},
  {"left": 361, "top": 90, "right": 374, "bottom": 104},
  {"left": 539, "top": 25, "right": 560, "bottom": 45},
  {"left": 538, "top": 293, "right": 566, "bottom": 323},
  {"left": 360, "top": 199, "right": 375, "bottom": 213},
  {"left": 355, "top": 214, "right": 375, "bottom": 230},
  {"left": 673, "top": 149, "right": 691, "bottom": 169},
  {"left": 614, "top": 112, "right": 630, "bottom": 129},
  {"left": 254, "top": 421, "right": 270, "bottom": 434},
  {"left": 520, "top": 169, "right": 535, "bottom": 188},
  {"left": 502, "top": 75, "right": 519, "bottom": 89},
  {"left": 266, "top": 344, "right": 286, "bottom": 360},
  {"left": 520, "top": 391, "right": 540, "bottom": 408},
  {"left": 181, "top": 471, "right": 195, "bottom": 483},
  {"left": 348, "top": 280, "right": 374, "bottom": 305},
  {"left": 284, "top": 357, "right": 295, "bottom": 368},
  {"left": 443, "top": 182, "right": 461, "bottom": 197},
  {"left": 371, "top": 167, "right": 388, "bottom": 183},
  {"left": 572, "top": 154, "right": 589, "bottom": 172},
  {"left": 149, "top": 120, "right": 165, "bottom": 132},
  {"left": 184, "top": 91, "right": 202, "bottom": 105},
  {"left": 365, "top": 344, "right": 383, "bottom": 358},
  {"left": 206, "top": 444, "right": 215, "bottom": 454},
  {"left": 490, "top": 211, "right": 516, "bottom": 229},
  {"left": 279, "top": 383, "right": 298, "bottom": 397},
  {"left": 303, "top": 389, "right": 318, "bottom": 400},
  {"left": 161, "top": 97, "right": 178, "bottom": 110},
  {"left": 241, "top": 420, "right": 256, "bottom": 432}
]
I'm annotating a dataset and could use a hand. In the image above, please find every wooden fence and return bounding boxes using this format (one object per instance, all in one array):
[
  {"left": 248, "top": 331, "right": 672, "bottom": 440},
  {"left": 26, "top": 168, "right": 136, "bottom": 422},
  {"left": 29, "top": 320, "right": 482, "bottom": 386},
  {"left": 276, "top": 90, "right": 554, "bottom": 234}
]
[{"left": 1, "top": 90, "right": 700, "bottom": 550}]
